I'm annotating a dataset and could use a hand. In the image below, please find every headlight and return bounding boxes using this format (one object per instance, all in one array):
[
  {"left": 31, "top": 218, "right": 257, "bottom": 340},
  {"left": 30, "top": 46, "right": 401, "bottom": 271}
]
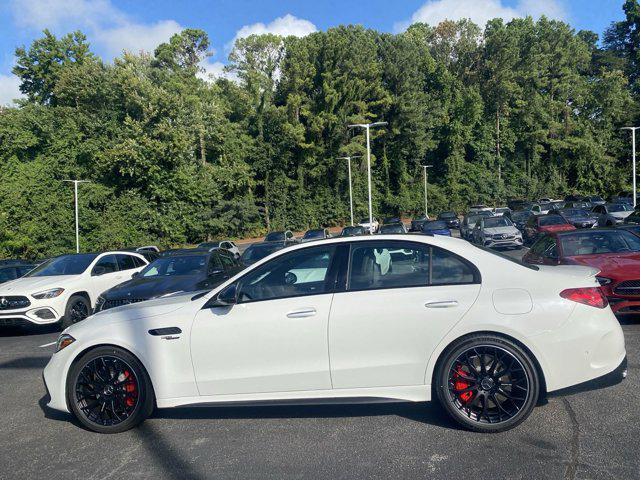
[
  {"left": 55, "top": 334, "right": 75, "bottom": 353},
  {"left": 596, "top": 277, "right": 612, "bottom": 286},
  {"left": 32, "top": 288, "right": 65, "bottom": 299}
]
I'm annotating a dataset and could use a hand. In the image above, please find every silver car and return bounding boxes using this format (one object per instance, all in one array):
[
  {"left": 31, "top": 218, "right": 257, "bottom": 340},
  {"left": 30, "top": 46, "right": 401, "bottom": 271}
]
[{"left": 472, "top": 216, "right": 523, "bottom": 249}]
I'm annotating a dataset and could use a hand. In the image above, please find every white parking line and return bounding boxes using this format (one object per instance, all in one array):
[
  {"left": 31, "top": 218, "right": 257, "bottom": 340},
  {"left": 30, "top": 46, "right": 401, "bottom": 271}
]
[{"left": 39, "top": 341, "right": 56, "bottom": 348}]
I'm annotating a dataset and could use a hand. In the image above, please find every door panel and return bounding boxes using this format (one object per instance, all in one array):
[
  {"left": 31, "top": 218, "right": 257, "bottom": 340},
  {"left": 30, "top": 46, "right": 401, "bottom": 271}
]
[{"left": 191, "top": 294, "right": 333, "bottom": 395}]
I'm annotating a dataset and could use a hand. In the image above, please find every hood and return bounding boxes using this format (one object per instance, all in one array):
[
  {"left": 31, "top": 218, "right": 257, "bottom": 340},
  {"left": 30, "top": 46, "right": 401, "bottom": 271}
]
[
  {"left": 610, "top": 211, "right": 633, "bottom": 219},
  {"left": 565, "top": 253, "right": 640, "bottom": 279},
  {"left": 66, "top": 291, "right": 195, "bottom": 335},
  {"left": 565, "top": 214, "right": 595, "bottom": 222},
  {"left": 0, "top": 275, "right": 77, "bottom": 295},
  {"left": 483, "top": 226, "right": 519, "bottom": 235},
  {"left": 101, "top": 275, "right": 203, "bottom": 300}
]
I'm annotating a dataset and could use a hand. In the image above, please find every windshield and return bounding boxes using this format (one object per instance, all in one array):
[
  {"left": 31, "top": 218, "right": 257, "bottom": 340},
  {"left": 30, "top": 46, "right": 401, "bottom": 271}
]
[
  {"left": 609, "top": 204, "right": 632, "bottom": 213},
  {"left": 483, "top": 217, "right": 513, "bottom": 228},
  {"left": 380, "top": 224, "right": 405, "bottom": 233},
  {"left": 303, "top": 230, "right": 325, "bottom": 239},
  {"left": 560, "top": 231, "right": 640, "bottom": 256},
  {"left": 242, "top": 243, "right": 282, "bottom": 262},
  {"left": 589, "top": 196, "right": 604, "bottom": 202},
  {"left": 264, "top": 232, "right": 285, "bottom": 242},
  {"left": 342, "top": 226, "right": 365, "bottom": 236},
  {"left": 424, "top": 221, "right": 448, "bottom": 230},
  {"left": 439, "top": 212, "right": 456, "bottom": 219},
  {"left": 539, "top": 215, "right": 568, "bottom": 226},
  {"left": 141, "top": 256, "right": 207, "bottom": 277},
  {"left": 26, "top": 254, "right": 98, "bottom": 277}
]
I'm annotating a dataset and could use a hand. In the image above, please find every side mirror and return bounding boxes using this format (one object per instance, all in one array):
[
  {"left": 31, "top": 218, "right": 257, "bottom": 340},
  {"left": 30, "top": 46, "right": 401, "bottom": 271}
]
[
  {"left": 92, "top": 266, "right": 106, "bottom": 276},
  {"left": 209, "top": 284, "right": 237, "bottom": 307}
]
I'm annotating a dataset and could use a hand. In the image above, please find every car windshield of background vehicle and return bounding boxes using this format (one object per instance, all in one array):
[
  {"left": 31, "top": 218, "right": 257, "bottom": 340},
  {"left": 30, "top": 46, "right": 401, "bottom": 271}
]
[
  {"left": 141, "top": 256, "right": 207, "bottom": 277},
  {"left": 342, "top": 227, "right": 365, "bottom": 235},
  {"left": 539, "top": 216, "right": 568, "bottom": 226},
  {"left": 483, "top": 217, "right": 513, "bottom": 228},
  {"left": 265, "top": 232, "right": 285, "bottom": 241},
  {"left": 439, "top": 212, "right": 456, "bottom": 219},
  {"left": 242, "top": 244, "right": 282, "bottom": 262},
  {"left": 560, "top": 231, "right": 640, "bottom": 256},
  {"left": 25, "top": 254, "right": 99, "bottom": 277},
  {"left": 303, "top": 230, "right": 325, "bottom": 239},
  {"left": 381, "top": 224, "right": 405, "bottom": 233},
  {"left": 424, "top": 221, "right": 448, "bottom": 230}
]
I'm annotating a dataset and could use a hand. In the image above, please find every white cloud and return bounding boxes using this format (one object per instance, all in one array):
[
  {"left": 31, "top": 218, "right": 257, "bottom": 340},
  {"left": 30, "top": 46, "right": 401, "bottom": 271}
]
[
  {"left": 395, "top": 0, "right": 565, "bottom": 32},
  {"left": 197, "top": 59, "right": 234, "bottom": 82},
  {"left": 11, "top": 0, "right": 182, "bottom": 58},
  {"left": 227, "top": 14, "right": 317, "bottom": 49},
  {"left": 0, "top": 73, "right": 23, "bottom": 106}
]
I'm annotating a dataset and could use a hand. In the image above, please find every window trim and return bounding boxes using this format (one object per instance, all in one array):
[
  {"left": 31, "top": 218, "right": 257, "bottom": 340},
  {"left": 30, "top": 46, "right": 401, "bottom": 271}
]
[{"left": 337, "top": 239, "right": 481, "bottom": 294}]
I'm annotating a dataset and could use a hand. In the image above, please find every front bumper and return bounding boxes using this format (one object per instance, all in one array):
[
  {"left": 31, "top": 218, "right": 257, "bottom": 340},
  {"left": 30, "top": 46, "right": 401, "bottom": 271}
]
[
  {"left": 483, "top": 237, "right": 523, "bottom": 248},
  {"left": 549, "top": 356, "right": 627, "bottom": 397},
  {"left": 0, "top": 306, "right": 61, "bottom": 325}
]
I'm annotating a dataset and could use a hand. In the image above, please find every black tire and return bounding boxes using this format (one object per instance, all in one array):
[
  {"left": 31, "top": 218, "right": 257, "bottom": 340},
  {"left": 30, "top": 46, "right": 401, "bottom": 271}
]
[
  {"left": 61, "top": 294, "right": 91, "bottom": 329},
  {"left": 435, "top": 334, "right": 540, "bottom": 433},
  {"left": 66, "top": 346, "right": 155, "bottom": 433}
]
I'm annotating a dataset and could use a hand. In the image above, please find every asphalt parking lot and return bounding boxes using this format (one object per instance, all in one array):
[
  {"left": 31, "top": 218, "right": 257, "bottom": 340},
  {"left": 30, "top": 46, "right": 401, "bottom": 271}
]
[{"left": 0, "top": 244, "right": 639, "bottom": 480}]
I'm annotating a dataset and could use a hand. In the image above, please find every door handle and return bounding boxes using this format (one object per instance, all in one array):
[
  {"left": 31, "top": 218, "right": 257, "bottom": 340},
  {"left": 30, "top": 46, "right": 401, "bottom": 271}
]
[
  {"left": 286, "top": 308, "right": 317, "bottom": 318},
  {"left": 425, "top": 300, "right": 459, "bottom": 308}
]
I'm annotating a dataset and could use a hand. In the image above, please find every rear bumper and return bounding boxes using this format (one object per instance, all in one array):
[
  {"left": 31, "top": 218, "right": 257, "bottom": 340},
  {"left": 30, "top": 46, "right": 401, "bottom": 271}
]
[{"left": 548, "top": 356, "right": 627, "bottom": 397}]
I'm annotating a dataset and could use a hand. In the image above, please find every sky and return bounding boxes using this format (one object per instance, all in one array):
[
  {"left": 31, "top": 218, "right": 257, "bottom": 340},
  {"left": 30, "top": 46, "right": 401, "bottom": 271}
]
[{"left": 0, "top": 0, "right": 628, "bottom": 105}]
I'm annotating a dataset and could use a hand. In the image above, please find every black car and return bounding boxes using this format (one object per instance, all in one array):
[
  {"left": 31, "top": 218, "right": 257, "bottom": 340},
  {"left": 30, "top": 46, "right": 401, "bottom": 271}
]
[
  {"left": 624, "top": 207, "right": 640, "bottom": 225},
  {"left": 378, "top": 223, "right": 406, "bottom": 234},
  {"left": 508, "top": 210, "right": 535, "bottom": 232},
  {"left": 123, "top": 247, "right": 159, "bottom": 263},
  {"left": 241, "top": 241, "right": 288, "bottom": 266},
  {"left": 619, "top": 224, "right": 640, "bottom": 237},
  {"left": 95, "top": 249, "right": 242, "bottom": 312},
  {"left": 410, "top": 216, "right": 429, "bottom": 232},
  {"left": 383, "top": 216, "right": 402, "bottom": 224},
  {"left": 0, "top": 260, "right": 38, "bottom": 285},
  {"left": 437, "top": 211, "right": 460, "bottom": 229},
  {"left": 557, "top": 208, "right": 598, "bottom": 228},
  {"left": 340, "top": 226, "right": 367, "bottom": 237},
  {"left": 302, "top": 229, "right": 330, "bottom": 242},
  {"left": 264, "top": 230, "right": 297, "bottom": 244}
]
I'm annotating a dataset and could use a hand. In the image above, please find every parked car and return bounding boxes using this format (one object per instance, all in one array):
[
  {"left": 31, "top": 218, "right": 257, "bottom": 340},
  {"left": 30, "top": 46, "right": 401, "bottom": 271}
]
[
  {"left": 471, "top": 216, "right": 523, "bottom": 249},
  {"left": 340, "top": 226, "right": 367, "bottom": 237},
  {"left": 160, "top": 248, "right": 193, "bottom": 257},
  {"left": 508, "top": 210, "right": 534, "bottom": 232},
  {"left": 610, "top": 191, "right": 637, "bottom": 205},
  {"left": 556, "top": 208, "right": 598, "bottom": 229},
  {"left": 95, "top": 249, "right": 242, "bottom": 313},
  {"left": 492, "top": 207, "right": 511, "bottom": 217},
  {"left": 197, "top": 240, "right": 241, "bottom": 259},
  {"left": 507, "top": 199, "right": 527, "bottom": 211},
  {"left": 240, "top": 242, "right": 287, "bottom": 266},
  {"left": 438, "top": 211, "right": 460, "bottom": 228},
  {"left": 378, "top": 223, "right": 407, "bottom": 234},
  {"left": 358, "top": 217, "right": 380, "bottom": 234},
  {"left": 585, "top": 195, "right": 606, "bottom": 206},
  {"left": 0, "top": 260, "right": 39, "bottom": 285},
  {"left": 461, "top": 211, "right": 493, "bottom": 240},
  {"left": 518, "top": 202, "right": 542, "bottom": 215},
  {"left": 468, "top": 205, "right": 492, "bottom": 213},
  {"left": 383, "top": 216, "right": 402, "bottom": 224},
  {"left": 421, "top": 220, "right": 451, "bottom": 236},
  {"left": 623, "top": 206, "right": 640, "bottom": 225},
  {"left": 45, "top": 234, "right": 626, "bottom": 434},
  {"left": 523, "top": 214, "right": 576, "bottom": 245},
  {"left": 0, "top": 251, "right": 148, "bottom": 328},
  {"left": 619, "top": 224, "right": 640, "bottom": 236},
  {"left": 564, "top": 201, "right": 592, "bottom": 210},
  {"left": 265, "top": 230, "right": 297, "bottom": 244},
  {"left": 123, "top": 247, "right": 160, "bottom": 263},
  {"left": 523, "top": 228, "right": 640, "bottom": 315},
  {"left": 410, "top": 215, "right": 430, "bottom": 232},
  {"left": 547, "top": 201, "right": 566, "bottom": 212},
  {"left": 592, "top": 203, "right": 634, "bottom": 226},
  {"left": 301, "top": 229, "right": 331, "bottom": 242}
]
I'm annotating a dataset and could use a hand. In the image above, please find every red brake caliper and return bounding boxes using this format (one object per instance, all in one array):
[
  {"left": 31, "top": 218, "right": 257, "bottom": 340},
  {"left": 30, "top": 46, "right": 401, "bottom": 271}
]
[
  {"left": 122, "top": 370, "right": 137, "bottom": 407},
  {"left": 453, "top": 365, "right": 474, "bottom": 403}
]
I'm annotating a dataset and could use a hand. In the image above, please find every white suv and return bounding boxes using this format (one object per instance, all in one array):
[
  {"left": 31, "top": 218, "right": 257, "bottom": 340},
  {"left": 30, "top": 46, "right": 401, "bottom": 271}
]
[{"left": 0, "top": 251, "right": 147, "bottom": 328}]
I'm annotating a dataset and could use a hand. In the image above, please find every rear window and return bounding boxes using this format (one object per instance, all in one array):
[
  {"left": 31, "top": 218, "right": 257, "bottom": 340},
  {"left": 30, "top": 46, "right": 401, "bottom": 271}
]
[{"left": 475, "top": 245, "right": 539, "bottom": 271}]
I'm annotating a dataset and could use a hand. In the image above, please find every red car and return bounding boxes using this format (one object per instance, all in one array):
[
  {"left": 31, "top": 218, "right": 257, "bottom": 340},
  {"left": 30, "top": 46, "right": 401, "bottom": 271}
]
[
  {"left": 523, "top": 228, "right": 640, "bottom": 314},
  {"left": 522, "top": 214, "right": 576, "bottom": 245}
]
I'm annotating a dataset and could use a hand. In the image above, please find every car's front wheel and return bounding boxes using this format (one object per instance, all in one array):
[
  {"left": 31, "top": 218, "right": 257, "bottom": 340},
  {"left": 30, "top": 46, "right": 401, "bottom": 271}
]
[
  {"left": 435, "top": 334, "right": 540, "bottom": 433},
  {"left": 61, "top": 295, "right": 91, "bottom": 329},
  {"left": 66, "top": 346, "right": 155, "bottom": 433}
]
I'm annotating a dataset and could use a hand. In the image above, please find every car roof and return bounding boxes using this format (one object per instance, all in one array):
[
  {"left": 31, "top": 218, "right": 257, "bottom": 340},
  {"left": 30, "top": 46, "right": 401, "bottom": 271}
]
[{"left": 159, "top": 249, "right": 213, "bottom": 258}]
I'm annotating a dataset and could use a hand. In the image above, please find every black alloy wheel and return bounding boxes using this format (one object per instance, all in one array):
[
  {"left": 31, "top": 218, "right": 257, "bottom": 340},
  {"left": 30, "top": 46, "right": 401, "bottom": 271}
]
[
  {"left": 436, "top": 335, "right": 539, "bottom": 433},
  {"left": 61, "top": 295, "right": 91, "bottom": 329},
  {"left": 67, "top": 346, "right": 154, "bottom": 433}
]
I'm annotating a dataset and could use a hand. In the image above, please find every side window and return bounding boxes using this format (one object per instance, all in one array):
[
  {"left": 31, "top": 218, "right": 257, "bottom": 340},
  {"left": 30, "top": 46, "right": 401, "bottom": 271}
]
[
  {"left": 529, "top": 236, "right": 549, "bottom": 255},
  {"left": 92, "top": 255, "right": 118, "bottom": 275},
  {"left": 208, "top": 254, "right": 223, "bottom": 274},
  {"left": 237, "top": 246, "right": 335, "bottom": 302},
  {"left": 431, "top": 248, "right": 477, "bottom": 284},
  {"left": 116, "top": 254, "right": 137, "bottom": 271},
  {"left": 219, "top": 253, "right": 235, "bottom": 270},
  {"left": 545, "top": 241, "right": 558, "bottom": 259},
  {"left": 132, "top": 256, "right": 146, "bottom": 268},
  {"left": 0, "top": 267, "right": 17, "bottom": 283},
  {"left": 220, "top": 242, "right": 230, "bottom": 249}
]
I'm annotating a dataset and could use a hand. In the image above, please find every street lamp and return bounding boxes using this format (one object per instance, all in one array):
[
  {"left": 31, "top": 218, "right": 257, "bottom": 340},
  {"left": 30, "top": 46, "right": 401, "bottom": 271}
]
[
  {"left": 421, "top": 165, "right": 433, "bottom": 218},
  {"left": 621, "top": 127, "right": 639, "bottom": 208},
  {"left": 337, "top": 155, "right": 361, "bottom": 226},
  {"left": 62, "top": 179, "right": 90, "bottom": 253},
  {"left": 347, "top": 121, "right": 387, "bottom": 230}
]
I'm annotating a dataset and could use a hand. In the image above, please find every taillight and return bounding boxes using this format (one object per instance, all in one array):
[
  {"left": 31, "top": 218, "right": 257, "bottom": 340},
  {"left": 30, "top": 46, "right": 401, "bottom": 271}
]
[{"left": 560, "top": 287, "right": 608, "bottom": 309}]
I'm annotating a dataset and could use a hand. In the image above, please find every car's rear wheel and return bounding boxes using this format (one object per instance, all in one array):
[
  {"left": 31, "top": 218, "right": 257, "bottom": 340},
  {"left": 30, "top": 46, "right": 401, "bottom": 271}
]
[
  {"left": 66, "top": 346, "right": 154, "bottom": 433},
  {"left": 435, "top": 335, "right": 539, "bottom": 433},
  {"left": 61, "top": 295, "right": 91, "bottom": 329}
]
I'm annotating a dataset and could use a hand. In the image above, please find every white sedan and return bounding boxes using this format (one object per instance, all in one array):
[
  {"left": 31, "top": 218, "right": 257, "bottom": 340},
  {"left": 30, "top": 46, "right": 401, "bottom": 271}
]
[
  {"left": 43, "top": 235, "right": 626, "bottom": 433},
  {"left": 0, "top": 251, "right": 147, "bottom": 328}
]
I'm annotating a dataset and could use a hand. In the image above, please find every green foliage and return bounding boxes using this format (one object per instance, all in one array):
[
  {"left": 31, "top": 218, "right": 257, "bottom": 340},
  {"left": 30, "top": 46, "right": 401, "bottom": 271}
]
[{"left": 2, "top": 6, "right": 640, "bottom": 257}]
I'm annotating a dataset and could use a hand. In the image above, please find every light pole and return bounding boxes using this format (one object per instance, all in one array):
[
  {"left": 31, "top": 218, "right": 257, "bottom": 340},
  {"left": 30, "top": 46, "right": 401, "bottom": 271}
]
[
  {"left": 348, "top": 121, "right": 387, "bottom": 231},
  {"left": 422, "top": 164, "right": 433, "bottom": 218},
  {"left": 622, "top": 127, "right": 639, "bottom": 208},
  {"left": 62, "top": 179, "right": 90, "bottom": 253},
  {"left": 338, "top": 155, "right": 361, "bottom": 226}
]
